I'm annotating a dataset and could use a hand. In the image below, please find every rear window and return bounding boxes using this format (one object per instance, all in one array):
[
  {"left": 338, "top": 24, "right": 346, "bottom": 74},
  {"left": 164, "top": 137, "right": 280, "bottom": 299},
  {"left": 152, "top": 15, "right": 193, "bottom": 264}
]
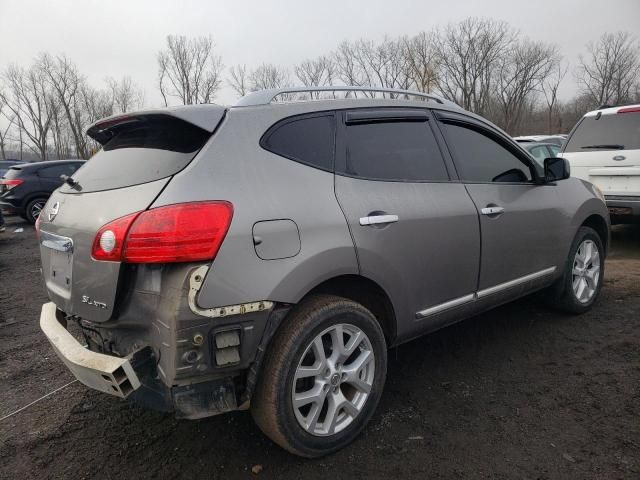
[
  {"left": 564, "top": 112, "right": 640, "bottom": 152},
  {"left": 62, "top": 116, "right": 210, "bottom": 193}
]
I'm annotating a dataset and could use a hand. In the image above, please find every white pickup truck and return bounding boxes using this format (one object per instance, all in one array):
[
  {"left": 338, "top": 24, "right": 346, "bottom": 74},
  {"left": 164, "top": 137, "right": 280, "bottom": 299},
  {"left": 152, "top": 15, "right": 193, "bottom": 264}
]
[{"left": 560, "top": 104, "right": 640, "bottom": 224}]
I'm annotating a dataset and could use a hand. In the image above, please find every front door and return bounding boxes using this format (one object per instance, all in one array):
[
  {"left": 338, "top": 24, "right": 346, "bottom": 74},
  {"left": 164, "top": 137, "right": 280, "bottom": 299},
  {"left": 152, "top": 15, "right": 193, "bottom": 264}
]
[{"left": 436, "top": 114, "right": 567, "bottom": 294}]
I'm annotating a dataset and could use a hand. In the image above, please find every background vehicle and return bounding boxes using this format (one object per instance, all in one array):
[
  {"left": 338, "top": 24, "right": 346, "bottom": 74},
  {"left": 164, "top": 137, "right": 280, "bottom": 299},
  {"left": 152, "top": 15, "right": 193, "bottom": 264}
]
[
  {"left": 522, "top": 142, "right": 561, "bottom": 166},
  {"left": 0, "top": 159, "right": 26, "bottom": 177},
  {"left": 560, "top": 104, "right": 640, "bottom": 224},
  {"left": 37, "top": 87, "right": 609, "bottom": 457},
  {"left": 514, "top": 135, "right": 566, "bottom": 147},
  {"left": 0, "top": 159, "right": 84, "bottom": 223}
]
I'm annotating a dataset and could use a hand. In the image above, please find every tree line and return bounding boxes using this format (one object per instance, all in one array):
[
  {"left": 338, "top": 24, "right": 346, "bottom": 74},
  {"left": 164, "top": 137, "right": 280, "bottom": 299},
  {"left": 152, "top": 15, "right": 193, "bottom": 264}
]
[{"left": 1, "top": 17, "right": 638, "bottom": 161}]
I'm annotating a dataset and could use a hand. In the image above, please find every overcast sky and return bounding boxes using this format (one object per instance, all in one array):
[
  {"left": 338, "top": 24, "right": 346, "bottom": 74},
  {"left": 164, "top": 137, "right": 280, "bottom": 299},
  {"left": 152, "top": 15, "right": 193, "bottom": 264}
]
[{"left": 1, "top": 0, "right": 639, "bottom": 106}]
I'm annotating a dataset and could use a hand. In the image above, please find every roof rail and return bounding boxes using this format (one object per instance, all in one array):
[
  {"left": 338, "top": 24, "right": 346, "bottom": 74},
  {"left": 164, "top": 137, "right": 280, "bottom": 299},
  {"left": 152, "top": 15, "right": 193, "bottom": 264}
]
[{"left": 234, "top": 86, "right": 459, "bottom": 108}]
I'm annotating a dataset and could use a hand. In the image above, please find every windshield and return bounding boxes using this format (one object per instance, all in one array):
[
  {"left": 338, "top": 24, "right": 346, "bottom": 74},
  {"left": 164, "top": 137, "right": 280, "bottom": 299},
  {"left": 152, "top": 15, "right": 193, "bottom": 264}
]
[{"left": 564, "top": 112, "right": 640, "bottom": 152}]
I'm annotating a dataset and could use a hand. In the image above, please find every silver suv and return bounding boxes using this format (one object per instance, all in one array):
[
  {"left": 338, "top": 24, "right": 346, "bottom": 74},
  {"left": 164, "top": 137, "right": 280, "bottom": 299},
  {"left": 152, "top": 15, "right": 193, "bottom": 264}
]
[{"left": 38, "top": 87, "right": 609, "bottom": 457}]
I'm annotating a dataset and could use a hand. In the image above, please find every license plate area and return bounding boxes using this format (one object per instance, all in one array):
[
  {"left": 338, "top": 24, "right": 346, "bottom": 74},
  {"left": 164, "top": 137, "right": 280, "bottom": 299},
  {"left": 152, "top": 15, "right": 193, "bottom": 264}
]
[
  {"left": 50, "top": 249, "right": 73, "bottom": 291},
  {"left": 41, "top": 230, "right": 74, "bottom": 293}
]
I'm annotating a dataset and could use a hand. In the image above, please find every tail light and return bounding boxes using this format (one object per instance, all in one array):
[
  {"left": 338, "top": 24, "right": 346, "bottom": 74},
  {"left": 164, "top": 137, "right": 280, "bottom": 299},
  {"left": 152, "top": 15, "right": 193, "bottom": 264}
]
[
  {"left": 0, "top": 179, "right": 24, "bottom": 191},
  {"left": 92, "top": 201, "right": 234, "bottom": 263}
]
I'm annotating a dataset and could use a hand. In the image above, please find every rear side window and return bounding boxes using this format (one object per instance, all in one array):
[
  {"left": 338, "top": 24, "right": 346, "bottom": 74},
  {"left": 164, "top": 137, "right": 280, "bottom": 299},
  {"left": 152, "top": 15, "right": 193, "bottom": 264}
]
[
  {"left": 564, "top": 112, "right": 640, "bottom": 152},
  {"left": 342, "top": 120, "right": 449, "bottom": 182},
  {"left": 261, "top": 114, "right": 335, "bottom": 171},
  {"left": 441, "top": 122, "right": 532, "bottom": 183},
  {"left": 62, "top": 116, "right": 210, "bottom": 193}
]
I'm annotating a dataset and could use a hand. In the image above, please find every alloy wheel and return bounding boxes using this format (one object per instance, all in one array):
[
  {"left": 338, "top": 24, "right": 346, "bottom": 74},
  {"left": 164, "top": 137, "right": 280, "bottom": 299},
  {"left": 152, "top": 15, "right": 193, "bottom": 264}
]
[
  {"left": 572, "top": 239, "right": 601, "bottom": 303},
  {"left": 291, "top": 323, "right": 375, "bottom": 437}
]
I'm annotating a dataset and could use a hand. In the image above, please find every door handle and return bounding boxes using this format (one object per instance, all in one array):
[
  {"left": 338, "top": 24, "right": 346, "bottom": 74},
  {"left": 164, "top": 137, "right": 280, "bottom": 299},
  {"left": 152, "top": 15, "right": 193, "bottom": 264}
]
[
  {"left": 359, "top": 214, "right": 399, "bottom": 226},
  {"left": 481, "top": 206, "right": 504, "bottom": 216}
]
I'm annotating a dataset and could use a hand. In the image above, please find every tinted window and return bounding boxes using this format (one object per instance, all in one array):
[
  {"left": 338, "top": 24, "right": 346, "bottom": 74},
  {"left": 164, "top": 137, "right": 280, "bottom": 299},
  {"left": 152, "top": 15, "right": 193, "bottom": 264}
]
[
  {"left": 61, "top": 116, "right": 210, "bottom": 193},
  {"left": 343, "top": 120, "right": 448, "bottom": 181},
  {"left": 262, "top": 114, "right": 335, "bottom": 171},
  {"left": 39, "top": 163, "right": 81, "bottom": 178},
  {"left": 564, "top": 112, "right": 640, "bottom": 152},
  {"left": 442, "top": 123, "right": 532, "bottom": 183}
]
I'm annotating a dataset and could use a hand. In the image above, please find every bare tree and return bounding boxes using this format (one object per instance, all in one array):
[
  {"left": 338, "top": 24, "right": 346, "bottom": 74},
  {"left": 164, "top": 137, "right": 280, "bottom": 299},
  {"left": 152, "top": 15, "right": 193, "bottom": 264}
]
[
  {"left": 576, "top": 31, "right": 640, "bottom": 107},
  {"left": 106, "top": 76, "right": 145, "bottom": 113},
  {"left": 158, "top": 35, "right": 224, "bottom": 105},
  {"left": 37, "top": 53, "right": 92, "bottom": 159},
  {"left": 228, "top": 64, "right": 249, "bottom": 97},
  {"left": 294, "top": 56, "right": 335, "bottom": 87},
  {"left": 248, "top": 63, "right": 290, "bottom": 91},
  {"left": 434, "top": 18, "right": 514, "bottom": 115},
  {"left": 493, "top": 40, "right": 559, "bottom": 133},
  {"left": 1, "top": 64, "right": 55, "bottom": 160},
  {"left": 0, "top": 93, "right": 15, "bottom": 160},
  {"left": 403, "top": 32, "right": 439, "bottom": 93},
  {"left": 542, "top": 60, "right": 568, "bottom": 134}
]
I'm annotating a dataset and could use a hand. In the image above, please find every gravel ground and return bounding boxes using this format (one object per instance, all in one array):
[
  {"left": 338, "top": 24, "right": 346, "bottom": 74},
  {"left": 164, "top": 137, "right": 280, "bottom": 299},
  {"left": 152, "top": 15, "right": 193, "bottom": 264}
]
[{"left": 0, "top": 216, "right": 639, "bottom": 480}]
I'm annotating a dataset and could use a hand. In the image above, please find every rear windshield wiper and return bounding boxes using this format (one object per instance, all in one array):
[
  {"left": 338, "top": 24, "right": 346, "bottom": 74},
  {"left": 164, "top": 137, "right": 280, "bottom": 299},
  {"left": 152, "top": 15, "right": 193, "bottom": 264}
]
[{"left": 580, "top": 144, "right": 625, "bottom": 150}]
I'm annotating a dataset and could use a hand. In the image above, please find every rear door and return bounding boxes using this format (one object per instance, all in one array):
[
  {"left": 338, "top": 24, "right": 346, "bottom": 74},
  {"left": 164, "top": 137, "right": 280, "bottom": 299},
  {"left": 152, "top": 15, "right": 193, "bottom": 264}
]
[
  {"left": 334, "top": 108, "right": 480, "bottom": 336},
  {"left": 38, "top": 113, "right": 221, "bottom": 322},
  {"left": 435, "top": 112, "right": 566, "bottom": 295}
]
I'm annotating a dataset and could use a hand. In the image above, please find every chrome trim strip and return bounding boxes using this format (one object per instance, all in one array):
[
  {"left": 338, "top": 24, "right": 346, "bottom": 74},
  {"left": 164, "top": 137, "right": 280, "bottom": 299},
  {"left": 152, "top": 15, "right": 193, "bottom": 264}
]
[
  {"left": 477, "top": 266, "right": 557, "bottom": 298},
  {"left": 40, "top": 230, "right": 74, "bottom": 253},
  {"left": 415, "top": 293, "right": 475, "bottom": 319}
]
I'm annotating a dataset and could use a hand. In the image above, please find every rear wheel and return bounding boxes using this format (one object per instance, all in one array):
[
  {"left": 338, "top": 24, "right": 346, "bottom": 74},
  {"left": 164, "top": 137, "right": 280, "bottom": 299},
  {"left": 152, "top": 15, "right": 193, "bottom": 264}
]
[
  {"left": 25, "top": 197, "right": 47, "bottom": 224},
  {"left": 251, "top": 294, "right": 387, "bottom": 457},
  {"left": 548, "top": 226, "right": 604, "bottom": 313}
]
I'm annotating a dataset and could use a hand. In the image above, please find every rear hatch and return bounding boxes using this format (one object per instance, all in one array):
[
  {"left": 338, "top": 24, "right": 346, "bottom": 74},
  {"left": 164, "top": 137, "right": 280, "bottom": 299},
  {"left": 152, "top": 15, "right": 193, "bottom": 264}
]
[
  {"left": 561, "top": 108, "right": 640, "bottom": 195},
  {"left": 38, "top": 107, "right": 225, "bottom": 322}
]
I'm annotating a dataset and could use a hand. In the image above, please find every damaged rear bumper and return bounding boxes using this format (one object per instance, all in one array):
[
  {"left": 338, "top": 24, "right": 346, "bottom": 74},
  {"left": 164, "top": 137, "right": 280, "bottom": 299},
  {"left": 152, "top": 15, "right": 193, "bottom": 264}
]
[{"left": 40, "top": 302, "right": 141, "bottom": 398}]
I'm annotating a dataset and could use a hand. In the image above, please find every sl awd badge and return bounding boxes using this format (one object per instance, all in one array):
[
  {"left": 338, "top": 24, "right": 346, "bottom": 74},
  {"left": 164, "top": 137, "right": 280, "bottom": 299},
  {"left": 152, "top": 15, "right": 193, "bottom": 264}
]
[
  {"left": 48, "top": 201, "right": 60, "bottom": 221},
  {"left": 82, "top": 295, "right": 108, "bottom": 309}
]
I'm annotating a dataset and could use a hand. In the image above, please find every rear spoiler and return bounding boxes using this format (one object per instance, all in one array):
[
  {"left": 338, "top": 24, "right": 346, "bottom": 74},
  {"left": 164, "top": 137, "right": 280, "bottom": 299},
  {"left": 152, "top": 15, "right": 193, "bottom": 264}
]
[{"left": 87, "top": 104, "right": 227, "bottom": 145}]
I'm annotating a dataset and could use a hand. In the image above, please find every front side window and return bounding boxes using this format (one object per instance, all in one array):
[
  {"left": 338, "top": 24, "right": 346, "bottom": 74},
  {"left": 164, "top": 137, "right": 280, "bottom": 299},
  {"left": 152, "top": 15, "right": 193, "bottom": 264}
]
[
  {"left": 261, "top": 114, "right": 335, "bottom": 171},
  {"left": 441, "top": 123, "right": 533, "bottom": 183},
  {"left": 342, "top": 120, "right": 449, "bottom": 182}
]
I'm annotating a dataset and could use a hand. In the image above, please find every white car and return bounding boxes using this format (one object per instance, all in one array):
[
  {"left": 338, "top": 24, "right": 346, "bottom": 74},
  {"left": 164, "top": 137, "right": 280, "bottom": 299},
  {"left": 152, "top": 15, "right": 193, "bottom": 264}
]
[{"left": 560, "top": 104, "right": 640, "bottom": 224}]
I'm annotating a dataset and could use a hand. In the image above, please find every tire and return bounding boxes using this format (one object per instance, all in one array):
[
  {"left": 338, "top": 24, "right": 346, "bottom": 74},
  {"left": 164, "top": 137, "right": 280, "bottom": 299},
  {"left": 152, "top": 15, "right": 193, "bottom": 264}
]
[
  {"left": 25, "top": 197, "right": 47, "bottom": 224},
  {"left": 251, "top": 294, "right": 387, "bottom": 457},
  {"left": 548, "top": 226, "right": 605, "bottom": 314}
]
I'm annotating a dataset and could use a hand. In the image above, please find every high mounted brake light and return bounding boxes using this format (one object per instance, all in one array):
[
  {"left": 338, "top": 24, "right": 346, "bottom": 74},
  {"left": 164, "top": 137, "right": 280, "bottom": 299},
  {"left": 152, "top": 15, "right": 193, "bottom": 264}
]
[
  {"left": 91, "top": 201, "right": 234, "bottom": 263},
  {"left": 617, "top": 106, "right": 640, "bottom": 114}
]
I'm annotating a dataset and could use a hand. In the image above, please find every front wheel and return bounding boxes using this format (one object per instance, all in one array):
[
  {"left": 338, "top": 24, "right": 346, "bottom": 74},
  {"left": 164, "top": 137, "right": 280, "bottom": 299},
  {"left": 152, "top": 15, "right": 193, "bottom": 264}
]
[
  {"left": 251, "top": 294, "right": 387, "bottom": 457},
  {"left": 548, "top": 226, "right": 605, "bottom": 314}
]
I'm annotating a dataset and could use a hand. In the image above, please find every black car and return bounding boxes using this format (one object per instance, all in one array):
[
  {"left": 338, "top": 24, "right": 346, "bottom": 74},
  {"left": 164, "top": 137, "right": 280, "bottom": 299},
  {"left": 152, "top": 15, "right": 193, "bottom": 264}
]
[
  {"left": 0, "top": 160, "right": 85, "bottom": 223},
  {"left": 0, "top": 160, "right": 26, "bottom": 177}
]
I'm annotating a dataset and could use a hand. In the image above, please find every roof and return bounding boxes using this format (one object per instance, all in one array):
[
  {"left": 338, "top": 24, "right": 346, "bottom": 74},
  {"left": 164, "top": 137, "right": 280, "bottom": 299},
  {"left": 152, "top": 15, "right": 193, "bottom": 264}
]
[
  {"left": 8, "top": 159, "right": 84, "bottom": 170},
  {"left": 584, "top": 103, "right": 640, "bottom": 117}
]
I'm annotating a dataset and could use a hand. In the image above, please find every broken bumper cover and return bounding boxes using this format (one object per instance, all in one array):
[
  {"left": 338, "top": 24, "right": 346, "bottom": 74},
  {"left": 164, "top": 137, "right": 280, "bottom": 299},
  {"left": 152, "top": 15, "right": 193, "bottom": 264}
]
[{"left": 39, "top": 302, "right": 141, "bottom": 398}]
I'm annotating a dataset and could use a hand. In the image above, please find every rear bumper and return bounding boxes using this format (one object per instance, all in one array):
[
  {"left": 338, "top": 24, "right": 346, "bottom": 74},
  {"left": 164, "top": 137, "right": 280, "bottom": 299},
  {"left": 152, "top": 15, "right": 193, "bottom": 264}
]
[
  {"left": 40, "top": 302, "right": 141, "bottom": 398},
  {"left": 605, "top": 195, "right": 640, "bottom": 223}
]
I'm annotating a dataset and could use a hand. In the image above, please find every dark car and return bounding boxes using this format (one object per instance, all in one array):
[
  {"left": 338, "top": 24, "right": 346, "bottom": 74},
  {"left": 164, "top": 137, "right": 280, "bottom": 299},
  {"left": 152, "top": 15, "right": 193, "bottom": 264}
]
[
  {"left": 522, "top": 142, "right": 561, "bottom": 167},
  {"left": 0, "top": 160, "right": 85, "bottom": 223},
  {"left": 0, "top": 160, "right": 26, "bottom": 177}
]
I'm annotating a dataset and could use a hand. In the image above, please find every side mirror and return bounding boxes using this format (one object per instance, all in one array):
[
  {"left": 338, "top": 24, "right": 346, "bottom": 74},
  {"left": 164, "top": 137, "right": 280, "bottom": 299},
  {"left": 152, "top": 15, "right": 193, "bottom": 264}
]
[{"left": 544, "top": 157, "right": 570, "bottom": 182}]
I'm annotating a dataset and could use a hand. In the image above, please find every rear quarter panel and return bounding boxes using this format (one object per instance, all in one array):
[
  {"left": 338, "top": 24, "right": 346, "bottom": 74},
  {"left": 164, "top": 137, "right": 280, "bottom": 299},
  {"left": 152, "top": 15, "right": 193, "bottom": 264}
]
[{"left": 151, "top": 107, "right": 359, "bottom": 308}]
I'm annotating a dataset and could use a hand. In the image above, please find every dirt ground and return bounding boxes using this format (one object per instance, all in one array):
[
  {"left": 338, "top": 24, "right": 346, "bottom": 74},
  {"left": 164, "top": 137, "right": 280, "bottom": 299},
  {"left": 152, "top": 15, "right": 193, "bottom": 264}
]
[{"left": 0, "top": 215, "right": 638, "bottom": 480}]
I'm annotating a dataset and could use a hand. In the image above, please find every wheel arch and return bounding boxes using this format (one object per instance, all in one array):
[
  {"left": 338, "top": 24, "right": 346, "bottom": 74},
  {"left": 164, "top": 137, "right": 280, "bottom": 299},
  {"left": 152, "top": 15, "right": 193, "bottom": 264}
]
[
  {"left": 580, "top": 213, "right": 610, "bottom": 255},
  {"left": 296, "top": 274, "right": 398, "bottom": 345}
]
